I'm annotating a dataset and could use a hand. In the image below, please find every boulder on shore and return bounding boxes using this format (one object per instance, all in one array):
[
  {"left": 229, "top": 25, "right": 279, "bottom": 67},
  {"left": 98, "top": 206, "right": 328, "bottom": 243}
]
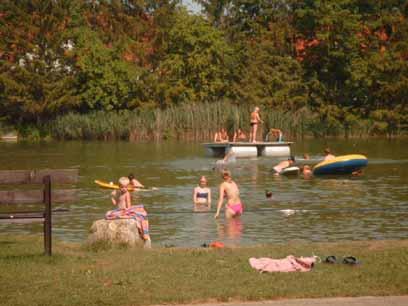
[{"left": 87, "top": 219, "right": 148, "bottom": 248}]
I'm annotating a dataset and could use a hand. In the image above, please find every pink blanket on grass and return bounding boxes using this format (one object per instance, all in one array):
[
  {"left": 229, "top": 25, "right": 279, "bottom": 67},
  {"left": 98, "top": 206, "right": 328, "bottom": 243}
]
[
  {"left": 105, "top": 205, "right": 150, "bottom": 241},
  {"left": 249, "top": 255, "right": 317, "bottom": 273}
]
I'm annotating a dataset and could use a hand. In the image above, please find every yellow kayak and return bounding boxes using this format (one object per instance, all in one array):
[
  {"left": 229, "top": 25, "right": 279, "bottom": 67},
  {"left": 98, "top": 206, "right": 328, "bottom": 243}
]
[
  {"left": 94, "top": 180, "right": 137, "bottom": 191},
  {"left": 94, "top": 180, "right": 158, "bottom": 191}
]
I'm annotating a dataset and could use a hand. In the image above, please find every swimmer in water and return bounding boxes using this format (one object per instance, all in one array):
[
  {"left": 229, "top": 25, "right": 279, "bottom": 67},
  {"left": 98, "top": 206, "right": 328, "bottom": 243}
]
[
  {"left": 323, "top": 148, "right": 335, "bottom": 161},
  {"left": 193, "top": 176, "right": 211, "bottom": 212},
  {"left": 215, "top": 150, "right": 236, "bottom": 168},
  {"left": 272, "top": 156, "right": 295, "bottom": 175},
  {"left": 302, "top": 165, "right": 313, "bottom": 178}
]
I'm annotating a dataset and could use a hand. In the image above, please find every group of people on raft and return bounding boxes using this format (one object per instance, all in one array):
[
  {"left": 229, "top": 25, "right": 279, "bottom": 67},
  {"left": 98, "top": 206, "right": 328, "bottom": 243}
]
[{"left": 214, "top": 107, "right": 284, "bottom": 143}]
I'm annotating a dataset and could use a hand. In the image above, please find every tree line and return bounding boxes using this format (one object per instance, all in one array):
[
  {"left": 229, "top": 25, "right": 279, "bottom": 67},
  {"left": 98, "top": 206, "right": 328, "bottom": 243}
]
[{"left": 0, "top": 0, "right": 407, "bottom": 139}]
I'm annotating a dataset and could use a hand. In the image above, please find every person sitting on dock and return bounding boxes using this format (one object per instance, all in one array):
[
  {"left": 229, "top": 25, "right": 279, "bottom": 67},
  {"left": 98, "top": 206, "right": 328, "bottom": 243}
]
[
  {"left": 272, "top": 156, "right": 295, "bottom": 175},
  {"left": 323, "top": 148, "right": 335, "bottom": 161},
  {"left": 233, "top": 128, "right": 247, "bottom": 142},
  {"left": 215, "top": 170, "right": 243, "bottom": 219},
  {"left": 265, "top": 128, "right": 284, "bottom": 142},
  {"left": 249, "top": 107, "right": 263, "bottom": 143},
  {"left": 214, "top": 128, "right": 229, "bottom": 143},
  {"left": 193, "top": 176, "right": 211, "bottom": 212}
]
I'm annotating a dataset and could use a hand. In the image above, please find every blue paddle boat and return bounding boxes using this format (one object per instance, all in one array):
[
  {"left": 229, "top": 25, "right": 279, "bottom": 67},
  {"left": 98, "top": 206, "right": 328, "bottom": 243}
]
[{"left": 313, "top": 154, "right": 368, "bottom": 175}]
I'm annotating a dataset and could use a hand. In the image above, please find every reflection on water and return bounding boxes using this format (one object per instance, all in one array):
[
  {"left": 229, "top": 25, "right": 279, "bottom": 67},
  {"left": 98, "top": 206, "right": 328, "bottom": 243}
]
[
  {"left": 216, "top": 218, "right": 244, "bottom": 243},
  {"left": 0, "top": 139, "right": 407, "bottom": 247}
]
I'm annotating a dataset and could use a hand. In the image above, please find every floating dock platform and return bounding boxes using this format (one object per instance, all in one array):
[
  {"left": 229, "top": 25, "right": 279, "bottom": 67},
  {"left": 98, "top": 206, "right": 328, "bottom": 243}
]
[{"left": 203, "top": 142, "right": 293, "bottom": 158}]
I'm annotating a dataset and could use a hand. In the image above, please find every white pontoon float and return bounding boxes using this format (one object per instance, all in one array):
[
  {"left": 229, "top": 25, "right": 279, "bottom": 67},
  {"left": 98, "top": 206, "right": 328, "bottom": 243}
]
[{"left": 203, "top": 142, "right": 293, "bottom": 158}]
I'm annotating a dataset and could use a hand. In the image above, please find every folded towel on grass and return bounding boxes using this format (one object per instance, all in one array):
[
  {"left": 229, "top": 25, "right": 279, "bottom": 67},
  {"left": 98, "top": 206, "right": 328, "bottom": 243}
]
[{"left": 249, "top": 255, "right": 317, "bottom": 273}]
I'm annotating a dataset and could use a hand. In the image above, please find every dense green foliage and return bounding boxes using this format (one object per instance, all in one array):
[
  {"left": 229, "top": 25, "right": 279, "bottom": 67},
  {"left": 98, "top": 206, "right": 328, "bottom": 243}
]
[{"left": 0, "top": 0, "right": 407, "bottom": 138}]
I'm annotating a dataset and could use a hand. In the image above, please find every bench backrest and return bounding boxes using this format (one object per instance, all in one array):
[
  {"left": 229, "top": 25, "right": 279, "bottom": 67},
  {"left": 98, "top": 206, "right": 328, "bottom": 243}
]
[
  {"left": 0, "top": 169, "right": 79, "bottom": 256},
  {"left": 0, "top": 169, "right": 79, "bottom": 205}
]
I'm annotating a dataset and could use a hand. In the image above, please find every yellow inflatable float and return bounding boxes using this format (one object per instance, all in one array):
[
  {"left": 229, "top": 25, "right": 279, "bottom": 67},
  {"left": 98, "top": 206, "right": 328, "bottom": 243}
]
[{"left": 313, "top": 154, "right": 368, "bottom": 175}]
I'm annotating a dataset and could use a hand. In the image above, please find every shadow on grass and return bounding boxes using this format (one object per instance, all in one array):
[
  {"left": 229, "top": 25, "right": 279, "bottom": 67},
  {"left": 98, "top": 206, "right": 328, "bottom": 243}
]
[{"left": 0, "top": 253, "right": 46, "bottom": 260}]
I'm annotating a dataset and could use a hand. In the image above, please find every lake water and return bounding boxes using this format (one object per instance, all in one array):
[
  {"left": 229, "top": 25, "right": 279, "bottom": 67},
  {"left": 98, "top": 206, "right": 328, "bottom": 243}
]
[{"left": 0, "top": 139, "right": 407, "bottom": 247}]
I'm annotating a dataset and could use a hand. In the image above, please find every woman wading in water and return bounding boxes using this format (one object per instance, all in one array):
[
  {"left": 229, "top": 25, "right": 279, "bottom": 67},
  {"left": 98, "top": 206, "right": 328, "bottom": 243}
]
[{"left": 215, "top": 170, "right": 243, "bottom": 219}]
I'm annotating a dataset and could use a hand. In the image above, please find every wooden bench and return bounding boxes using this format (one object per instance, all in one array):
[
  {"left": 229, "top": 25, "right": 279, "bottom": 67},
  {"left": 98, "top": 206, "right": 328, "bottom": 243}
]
[{"left": 0, "top": 169, "right": 79, "bottom": 255}]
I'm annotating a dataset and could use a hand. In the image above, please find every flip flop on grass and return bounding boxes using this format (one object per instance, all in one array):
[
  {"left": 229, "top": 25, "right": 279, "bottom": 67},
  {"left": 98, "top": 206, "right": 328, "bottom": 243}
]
[
  {"left": 323, "top": 255, "right": 338, "bottom": 264},
  {"left": 342, "top": 256, "right": 361, "bottom": 265}
]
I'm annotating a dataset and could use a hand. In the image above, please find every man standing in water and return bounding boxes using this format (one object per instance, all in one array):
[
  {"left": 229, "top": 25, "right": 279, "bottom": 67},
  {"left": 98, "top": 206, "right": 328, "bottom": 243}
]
[
  {"left": 215, "top": 170, "right": 243, "bottom": 219},
  {"left": 249, "top": 106, "right": 263, "bottom": 143}
]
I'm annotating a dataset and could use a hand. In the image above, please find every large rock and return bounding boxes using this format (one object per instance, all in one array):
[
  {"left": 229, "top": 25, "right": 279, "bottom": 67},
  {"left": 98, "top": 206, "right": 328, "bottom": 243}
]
[{"left": 87, "top": 219, "right": 147, "bottom": 248}]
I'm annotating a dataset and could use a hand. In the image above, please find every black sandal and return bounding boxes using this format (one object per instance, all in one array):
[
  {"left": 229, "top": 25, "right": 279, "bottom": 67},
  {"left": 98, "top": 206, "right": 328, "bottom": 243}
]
[
  {"left": 324, "top": 255, "right": 337, "bottom": 264},
  {"left": 343, "top": 256, "right": 360, "bottom": 265}
]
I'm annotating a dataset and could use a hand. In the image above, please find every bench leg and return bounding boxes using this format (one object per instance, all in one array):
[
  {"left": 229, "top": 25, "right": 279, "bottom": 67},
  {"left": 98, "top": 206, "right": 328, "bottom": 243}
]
[
  {"left": 44, "top": 213, "right": 52, "bottom": 256},
  {"left": 43, "top": 176, "right": 52, "bottom": 256}
]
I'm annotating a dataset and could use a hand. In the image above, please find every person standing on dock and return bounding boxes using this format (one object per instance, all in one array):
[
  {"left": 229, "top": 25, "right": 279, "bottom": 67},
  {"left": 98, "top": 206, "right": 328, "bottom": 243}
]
[{"left": 249, "top": 107, "right": 263, "bottom": 143}]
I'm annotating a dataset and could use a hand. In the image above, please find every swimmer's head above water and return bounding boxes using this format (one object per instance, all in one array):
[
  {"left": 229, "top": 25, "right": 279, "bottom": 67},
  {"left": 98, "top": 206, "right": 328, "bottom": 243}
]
[{"left": 222, "top": 169, "right": 231, "bottom": 180}]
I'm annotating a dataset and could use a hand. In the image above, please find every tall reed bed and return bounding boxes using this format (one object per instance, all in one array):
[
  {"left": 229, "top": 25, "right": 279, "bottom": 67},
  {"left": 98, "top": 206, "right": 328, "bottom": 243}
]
[{"left": 48, "top": 102, "right": 384, "bottom": 141}]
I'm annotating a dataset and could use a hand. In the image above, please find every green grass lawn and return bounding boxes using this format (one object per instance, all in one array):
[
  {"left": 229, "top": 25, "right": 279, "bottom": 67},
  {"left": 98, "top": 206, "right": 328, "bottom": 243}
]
[{"left": 1, "top": 236, "right": 407, "bottom": 306}]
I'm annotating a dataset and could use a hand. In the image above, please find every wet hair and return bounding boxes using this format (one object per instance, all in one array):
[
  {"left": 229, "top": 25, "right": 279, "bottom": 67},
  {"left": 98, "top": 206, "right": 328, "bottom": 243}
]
[
  {"left": 265, "top": 191, "right": 273, "bottom": 198},
  {"left": 222, "top": 170, "right": 231, "bottom": 178},
  {"left": 128, "top": 173, "right": 135, "bottom": 180},
  {"left": 289, "top": 156, "right": 295, "bottom": 162}
]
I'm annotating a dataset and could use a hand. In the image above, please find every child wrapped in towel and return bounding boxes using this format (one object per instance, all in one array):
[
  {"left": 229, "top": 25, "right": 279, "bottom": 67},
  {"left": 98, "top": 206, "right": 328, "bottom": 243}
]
[{"left": 106, "top": 177, "right": 151, "bottom": 246}]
